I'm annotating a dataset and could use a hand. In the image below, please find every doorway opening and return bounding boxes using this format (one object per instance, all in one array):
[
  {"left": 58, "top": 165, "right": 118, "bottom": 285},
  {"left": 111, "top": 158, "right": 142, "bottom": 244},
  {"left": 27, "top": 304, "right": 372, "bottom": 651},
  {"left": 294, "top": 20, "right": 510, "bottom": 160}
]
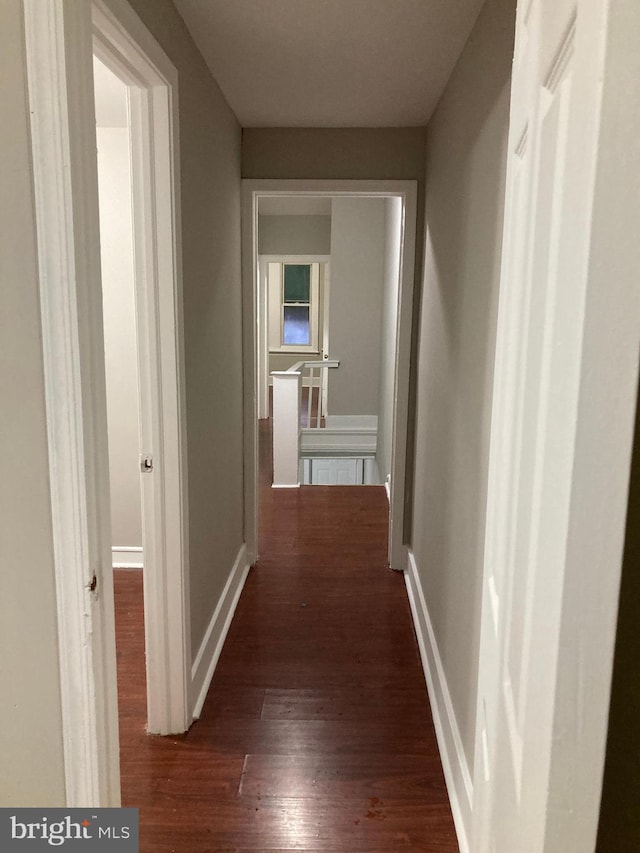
[
  {"left": 93, "top": 57, "right": 143, "bottom": 572},
  {"left": 91, "top": 3, "right": 191, "bottom": 738},
  {"left": 242, "top": 181, "right": 417, "bottom": 569}
]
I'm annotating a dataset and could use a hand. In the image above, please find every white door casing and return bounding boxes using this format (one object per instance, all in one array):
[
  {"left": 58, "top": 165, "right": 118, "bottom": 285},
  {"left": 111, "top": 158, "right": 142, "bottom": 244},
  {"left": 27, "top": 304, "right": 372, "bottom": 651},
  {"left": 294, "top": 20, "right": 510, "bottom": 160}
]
[
  {"left": 242, "top": 181, "right": 417, "bottom": 570},
  {"left": 473, "top": 0, "right": 640, "bottom": 850},
  {"left": 24, "top": 0, "right": 191, "bottom": 803},
  {"left": 23, "top": 0, "right": 121, "bottom": 805}
]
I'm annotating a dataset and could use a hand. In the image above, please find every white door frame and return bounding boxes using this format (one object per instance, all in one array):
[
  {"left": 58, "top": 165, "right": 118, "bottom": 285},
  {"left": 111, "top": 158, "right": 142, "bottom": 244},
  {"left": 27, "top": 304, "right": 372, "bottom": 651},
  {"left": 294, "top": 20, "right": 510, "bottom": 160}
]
[
  {"left": 24, "top": 0, "right": 190, "bottom": 804},
  {"left": 242, "top": 180, "right": 417, "bottom": 570}
]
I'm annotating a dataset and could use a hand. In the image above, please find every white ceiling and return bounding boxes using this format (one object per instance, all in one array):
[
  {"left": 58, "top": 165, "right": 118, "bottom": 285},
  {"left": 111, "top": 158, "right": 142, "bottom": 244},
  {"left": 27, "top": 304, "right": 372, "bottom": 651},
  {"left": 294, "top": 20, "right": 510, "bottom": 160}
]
[{"left": 173, "top": 0, "right": 485, "bottom": 128}]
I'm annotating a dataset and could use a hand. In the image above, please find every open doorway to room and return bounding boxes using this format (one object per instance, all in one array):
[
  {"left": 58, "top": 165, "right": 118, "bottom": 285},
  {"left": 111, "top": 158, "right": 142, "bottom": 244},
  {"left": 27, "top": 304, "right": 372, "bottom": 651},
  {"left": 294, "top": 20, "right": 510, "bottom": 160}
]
[
  {"left": 92, "top": 53, "right": 147, "bottom": 741},
  {"left": 91, "top": 2, "right": 191, "bottom": 739},
  {"left": 93, "top": 57, "right": 144, "bottom": 571},
  {"left": 243, "top": 181, "right": 417, "bottom": 570}
]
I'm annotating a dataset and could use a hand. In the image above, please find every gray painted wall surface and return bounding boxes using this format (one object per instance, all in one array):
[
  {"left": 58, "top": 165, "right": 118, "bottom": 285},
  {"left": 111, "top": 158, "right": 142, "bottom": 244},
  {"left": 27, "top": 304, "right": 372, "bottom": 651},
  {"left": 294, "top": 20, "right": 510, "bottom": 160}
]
[
  {"left": 0, "top": 0, "right": 66, "bottom": 805},
  {"left": 127, "top": 0, "right": 244, "bottom": 656},
  {"left": 328, "top": 198, "right": 385, "bottom": 416},
  {"left": 242, "top": 127, "right": 427, "bottom": 184},
  {"left": 259, "top": 215, "right": 331, "bottom": 255},
  {"left": 410, "top": 0, "right": 515, "bottom": 774},
  {"left": 376, "top": 197, "right": 403, "bottom": 487}
]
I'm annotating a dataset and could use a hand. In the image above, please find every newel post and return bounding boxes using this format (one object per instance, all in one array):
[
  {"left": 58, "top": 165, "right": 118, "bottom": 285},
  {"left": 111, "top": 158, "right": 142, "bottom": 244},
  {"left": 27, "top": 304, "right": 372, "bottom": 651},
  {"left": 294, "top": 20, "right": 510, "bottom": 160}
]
[{"left": 271, "top": 371, "right": 302, "bottom": 487}]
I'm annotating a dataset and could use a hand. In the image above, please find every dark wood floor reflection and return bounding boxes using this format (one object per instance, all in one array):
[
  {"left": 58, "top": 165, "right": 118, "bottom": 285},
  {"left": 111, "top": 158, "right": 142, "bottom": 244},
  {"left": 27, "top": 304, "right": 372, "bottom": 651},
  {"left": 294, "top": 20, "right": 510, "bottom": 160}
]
[{"left": 115, "top": 419, "right": 459, "bottom": 851}]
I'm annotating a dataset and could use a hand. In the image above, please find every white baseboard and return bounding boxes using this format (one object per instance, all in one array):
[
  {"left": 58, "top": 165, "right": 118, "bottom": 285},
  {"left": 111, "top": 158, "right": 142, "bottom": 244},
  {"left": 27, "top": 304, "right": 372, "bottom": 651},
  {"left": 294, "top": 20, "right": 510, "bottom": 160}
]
[
  {"left": 112, "top": 546, "right": 143, "bottom": 568},
  {"left": 191, "top": 543, "right": 251, "bottom": 719},
  {"left": 405, "top": 550, "right": 473, "bottom": 853}
]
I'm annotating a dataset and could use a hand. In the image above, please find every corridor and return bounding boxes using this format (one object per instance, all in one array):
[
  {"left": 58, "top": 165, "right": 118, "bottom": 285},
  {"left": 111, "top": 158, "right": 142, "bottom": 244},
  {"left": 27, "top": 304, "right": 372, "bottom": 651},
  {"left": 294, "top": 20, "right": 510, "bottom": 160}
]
[{"left": 114, "top": 420, "right": 458, "bottom": 851}]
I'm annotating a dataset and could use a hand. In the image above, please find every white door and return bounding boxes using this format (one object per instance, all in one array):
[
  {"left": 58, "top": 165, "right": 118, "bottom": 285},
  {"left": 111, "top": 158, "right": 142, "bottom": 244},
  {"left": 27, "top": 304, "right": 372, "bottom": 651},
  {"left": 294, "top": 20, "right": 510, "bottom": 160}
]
[{"left": 473, "top": 0, "right": 640, "bottom": 850}]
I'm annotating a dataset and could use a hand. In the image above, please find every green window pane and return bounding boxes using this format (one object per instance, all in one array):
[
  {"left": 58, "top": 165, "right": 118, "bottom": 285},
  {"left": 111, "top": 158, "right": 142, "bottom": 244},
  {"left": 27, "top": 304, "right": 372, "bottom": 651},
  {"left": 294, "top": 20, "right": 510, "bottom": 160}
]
[{"left": 283, "top": 265, "right": 310, "bottom": 303}]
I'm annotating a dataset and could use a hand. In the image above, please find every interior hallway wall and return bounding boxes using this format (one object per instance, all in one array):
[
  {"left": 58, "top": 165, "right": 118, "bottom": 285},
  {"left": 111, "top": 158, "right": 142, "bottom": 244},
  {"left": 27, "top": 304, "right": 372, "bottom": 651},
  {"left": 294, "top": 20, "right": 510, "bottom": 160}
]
[
  {"left": 328, "top": 197, "right": 385, "bottom": 416},
  {"left": 0, "top": 0, "right": 66, "bottom": 805},
  {"left": 258, "top": 214, "right": 331, "bottom": 255},
  {"left": 127, "top": 0, "right": 244, "bottom": 658},
  {"left": 410, "top": 0, "right": 516, "bottom": 775}
]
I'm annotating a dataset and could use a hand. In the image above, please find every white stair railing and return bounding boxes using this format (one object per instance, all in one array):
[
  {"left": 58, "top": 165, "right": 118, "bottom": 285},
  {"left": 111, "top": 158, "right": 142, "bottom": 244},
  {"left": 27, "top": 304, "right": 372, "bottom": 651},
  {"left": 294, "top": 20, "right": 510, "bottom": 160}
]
[{"left": 271, "top": 359, "right": 339, "bottom": 487}]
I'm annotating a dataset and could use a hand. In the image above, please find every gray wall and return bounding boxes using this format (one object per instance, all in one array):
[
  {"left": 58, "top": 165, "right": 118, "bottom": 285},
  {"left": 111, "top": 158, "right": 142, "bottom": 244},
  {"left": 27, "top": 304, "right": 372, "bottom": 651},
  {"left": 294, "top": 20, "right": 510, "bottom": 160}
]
[
  {"left": 129, "top": 0, "right": 245, "bottom": 654},
  {"left": 328, "top": 198, "right": 385, "bottom": 416},
  {"left": 243, "top": 127, "right": 427, "bottom": 184},
  {"left": 377, "top": 197, "right": 403, "bottom": 487},
  {"left": 259, "top": 215, "right": 331, "bottom": 255},
  {"left": 0, "top": 0, "right": 66, "bottom": 805},
  {"left": 410, "top": 0, "right": 516, "bottom": 774}
]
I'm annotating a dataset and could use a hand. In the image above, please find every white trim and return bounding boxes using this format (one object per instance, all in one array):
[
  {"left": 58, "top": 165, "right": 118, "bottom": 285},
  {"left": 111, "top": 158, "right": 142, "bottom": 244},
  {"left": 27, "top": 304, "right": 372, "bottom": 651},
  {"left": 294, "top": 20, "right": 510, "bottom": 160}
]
[
  {"left": 23, "top": 0, "right": 120, "bottom": 806},
  {"left": 191, "top": 545, "right": 251, "bottom": 719},
  {"left": 92, "top": 0, "right": 191, "bottom": 736},
  {"left": 112, "top": 547, "right": 144, "bottom": 568},
  {"left": 243, "top": 181, "right": 417, "bottom": 570},
  {"left": 271, "top": 261, "right": 321, "bottom": 353},
  {"left": 384, "top": 475, "right": 391, "bottom": 503},
  {"left": 260, "top": 254, "right": 332, "bottom": 263},
  {"left": 405, "top": 550, "right": 472, "bottom": 853}
]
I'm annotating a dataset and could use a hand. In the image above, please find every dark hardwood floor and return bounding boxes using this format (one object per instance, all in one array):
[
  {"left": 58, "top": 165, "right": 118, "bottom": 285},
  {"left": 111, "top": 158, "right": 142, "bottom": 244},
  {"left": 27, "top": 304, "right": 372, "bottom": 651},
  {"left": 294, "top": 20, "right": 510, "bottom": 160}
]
[{"left": 114, "top": 419, "right": 459, "bottom": 851}]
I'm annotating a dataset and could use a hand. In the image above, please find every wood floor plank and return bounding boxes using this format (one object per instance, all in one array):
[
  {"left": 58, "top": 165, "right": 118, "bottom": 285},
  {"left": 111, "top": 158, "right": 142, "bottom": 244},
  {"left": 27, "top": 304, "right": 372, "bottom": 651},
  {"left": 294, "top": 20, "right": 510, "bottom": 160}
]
[
  {"left": 260, "top": 686, "right": 435, "bottom": 722},
  {"left": 136, "top": 798, "right": 458, "bottom": 852},
  {"left": 238, "top": 753, "right": 449, "bottom": 801},
  {"left": 184, "top": 717, "right": 442, "bottom": 757},
  {"left": 113, "top": 418, "right": 459, "bottom": 851}
]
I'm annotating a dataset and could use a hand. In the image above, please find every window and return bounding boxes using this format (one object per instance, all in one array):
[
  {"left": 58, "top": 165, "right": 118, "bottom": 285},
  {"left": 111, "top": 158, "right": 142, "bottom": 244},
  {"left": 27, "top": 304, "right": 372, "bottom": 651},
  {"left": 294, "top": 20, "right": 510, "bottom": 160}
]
[
  {"left": 283, "top": 265, "right": 311, "bottom": 345},
  {"left": 268, "top": 261, "right": 321, "bottom": 352}
]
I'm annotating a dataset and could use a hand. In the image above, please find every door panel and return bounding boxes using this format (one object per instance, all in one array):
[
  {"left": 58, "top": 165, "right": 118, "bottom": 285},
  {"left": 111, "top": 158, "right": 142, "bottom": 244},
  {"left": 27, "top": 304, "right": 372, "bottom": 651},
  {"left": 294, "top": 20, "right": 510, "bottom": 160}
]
[{"left": 473, "top": 0, "right": 617, "bottom": 849}]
